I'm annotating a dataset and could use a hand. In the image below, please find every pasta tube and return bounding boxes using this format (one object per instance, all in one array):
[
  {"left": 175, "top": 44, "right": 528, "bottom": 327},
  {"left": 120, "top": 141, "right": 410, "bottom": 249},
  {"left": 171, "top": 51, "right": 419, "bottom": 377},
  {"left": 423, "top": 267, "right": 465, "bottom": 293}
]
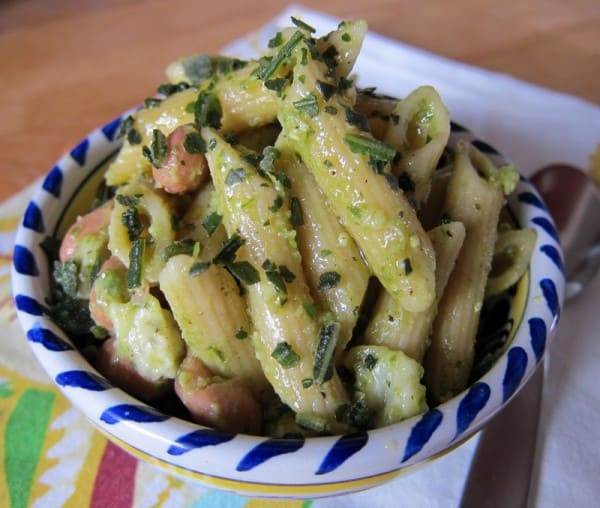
[
  {"left": 203, "top": 127, "right": 349, "bottom": 429},
  {"left": 364, "top": 221, "right": 466, "bottom": 363},
  {"left": 278, "top": 39, "right": 436, "bottom": 312},
  {"left": 159, "top": 255, "right": 268, "bottom": 391},
  {"left": 383, "top": 85, "right": 450, "bottom": 207},
  {"left": 276, "top": 138, "right": 370, "bottom": 352},
  {"left": 106, "top": 63, "right": 280, "bottom": 185},
  {"left": 424, "top": 143, "right": 508, "bottom": 403}
]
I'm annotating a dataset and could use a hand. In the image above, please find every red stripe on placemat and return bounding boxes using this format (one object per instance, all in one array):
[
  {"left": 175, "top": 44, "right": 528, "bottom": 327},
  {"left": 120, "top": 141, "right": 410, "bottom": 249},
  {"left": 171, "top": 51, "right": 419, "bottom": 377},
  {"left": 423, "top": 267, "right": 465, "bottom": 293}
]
[{"left": 90, "top": 441, "right": 138, "bottom": 508}]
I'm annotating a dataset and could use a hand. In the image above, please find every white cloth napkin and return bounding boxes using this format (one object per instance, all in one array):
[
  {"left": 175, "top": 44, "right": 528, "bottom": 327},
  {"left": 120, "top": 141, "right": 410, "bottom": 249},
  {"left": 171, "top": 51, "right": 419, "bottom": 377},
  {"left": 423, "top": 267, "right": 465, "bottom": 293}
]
[{"left": 224, "top": 5, "right": 600, "bottom": 507}]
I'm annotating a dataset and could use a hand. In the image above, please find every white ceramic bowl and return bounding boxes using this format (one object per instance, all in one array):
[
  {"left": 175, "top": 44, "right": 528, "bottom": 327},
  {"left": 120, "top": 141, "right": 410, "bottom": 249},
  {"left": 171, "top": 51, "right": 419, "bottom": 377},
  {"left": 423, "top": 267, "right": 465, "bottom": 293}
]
[{"left": 11, "top": 114, "right": 565, "bottom": 498}]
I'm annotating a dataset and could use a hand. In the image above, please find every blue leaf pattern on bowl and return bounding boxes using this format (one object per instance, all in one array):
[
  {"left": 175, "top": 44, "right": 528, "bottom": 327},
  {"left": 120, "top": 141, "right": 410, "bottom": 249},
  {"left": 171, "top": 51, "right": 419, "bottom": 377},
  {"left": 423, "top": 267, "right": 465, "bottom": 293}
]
[
  {"left": 402, "top": 409, "right": 443, "bottom": 462},
  {"left": 42, "top": 166, "right": 63, "bottom": 197},
  {"left": 14, "top": 294, "right": 46, "bottom": 316},
  {"left": 100, "top": 404, "right": 169, "bottom": 425},
  {"left": 517, "top": 191, "right": 546, "bottom": 210},
  {"left": 528, "top": 317, "right": 547, "bottom": 362},
  {"left": 13, "top": 245, "right": 39, "bottom": 276},
  {"left": 540, "top": 278, "right": 560, "bottom": 319},
  {"left": 167, "top": 429, "right": 235, "bottom": 456},
  {"left": 56, "top": 370, "right": 112, "bottom": 391},
  {"left": 27, "top": 327, "right": 74, "bottom": 351},
  {"left": 101, "top": 116, "right": 123, "bottom": 141},
  {"left": 540, "top": 244, "right": 564, "bottom": 273},
  {"left": 532, "top": 216, "right": 559, "bottom": 242},
  {"left": 315, "top": 432, "right": 368, "bottom": 475},
  {"left": 455, "top": 382, "right": 491, "bottom": 438},
  {"left": 22, "top": 201, "right": 44, "bottom": 233},
  {"left": 236, "top": 438, "right": 304, "bottom": 472},
  {"left": 502, "top": 347, "right": 528, "bottom": 402},
  {"left": 70, "top": 138, "right": 89, "bottom": 166}
]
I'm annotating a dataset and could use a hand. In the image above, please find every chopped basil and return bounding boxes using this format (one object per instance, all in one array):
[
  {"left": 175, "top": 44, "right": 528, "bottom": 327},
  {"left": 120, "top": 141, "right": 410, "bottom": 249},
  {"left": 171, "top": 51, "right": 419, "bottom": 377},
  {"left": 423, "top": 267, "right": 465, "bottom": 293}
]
[
  {"left": 278, "top": 265, "right": 296, "bottom": 283},
  {"left": 364, "top": 353, "right": 378, "bottom": 370},
  {"left": 269, "top": 195, "right": 283, "bottom": 212},
  {"left": 316, "top": 80, "right": 337, "bottom": 101},
  {"left": 290, "top": 197, "right": 304, "bottom": 226},
  {"left": 116, "top": 194, "right": 139, "bottom": 208},
  {"left": 161, "top": 238, "right": 198, "bottom": 261},
  {"left": 302, "top": 378, "right": 313, "bottom": 388},
  {"left": 317, "top": 271, "right": 341, "bottom": 291},
  {"left": 324, "top": 105, "right": 338, "bottom": 115},
  {"left": 403, "top": 258, "right": 413, "bottom": 275},
  {"left": 258, "top": 30, "right": 304, "bottom": 81},
  {"left": 345, "top": 133, "right": 396, "bottom": 162},
  {"left": 181, "top": 54, "right": 213, "bottom": 83},
  {"left": 337, "top": 76, "right": 354, "bottom": 93},
  {"left": 127, "top": 238, "right": 146, "bottom": 289},
  {"left": 235, "top": 327, "right": 248, "bottom": 339},
  {"left": 225, "top": 167, "right": 246, "bottom": 186},
  {"left": 228, "top": 261, "right": 260, "bottom": 285},
  {"left": 302, "top": 302, "right": 317, "bottom": 319},
  {"left": 271, "top": 341, "right": 300, "bottom": 368},
  {"left": 259, "top": 146, "right": 280, "bottom": 174},
  {"left": 143, "top": 97, "right": 163, "bottom": 109},
  {"left": 313, "top": 322, "right": 339, "bottom": 384},
  {"left": 142, "top": 129, "right": 168, "bottom": 168},
  {"left": 341, "top": 32, "right": 351, "bottom": 42},
  {"left": 293, "top": 93, "right": 319, "bottom": 117},
  {"left": 183, "top": 131, "right": 207, "bottom": 154},
  {"left": 265, "top": 269, "right": 287, "bottom": 295},
  {"left": 127, "top": 128, "right": 142, "bottom": 145},
  {"left": 116, "top": 115, "right": 134, "bottom": 139},
  {"left": 202, "top": 211, "right": 223, "bottom": 236},
  {"left": 264, "top": 77, "right": 289, "bottom": 96},
  {"left": 119, "top": 202, "right": 143, "bottom": 241},
  {"left": 213, "top": 233, "right": 244, "bottom": 265},
  {"left": 291, "top": 16, "right": 316, "bottom": 33},
  {"left": 189, "top": 261, "right": 211, "bottom": 276},
  {"left": 157, "top": 82, "right": 190, "bottom": 96},
  {"left": 344, "top": 107, "right": 369, "bottom": 131},
  {"left": 268, "top": 31, "right": 283, "bottom": 48},
  {"left": 193, "top": 89, "right": 222, "bottom": 129}
]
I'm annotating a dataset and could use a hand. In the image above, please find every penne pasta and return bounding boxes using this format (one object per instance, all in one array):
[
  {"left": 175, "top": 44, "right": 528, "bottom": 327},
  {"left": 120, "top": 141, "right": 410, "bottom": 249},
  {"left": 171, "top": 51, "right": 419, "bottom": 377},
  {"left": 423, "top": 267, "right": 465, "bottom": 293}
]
[{"left": 203, "top": 127, "right": 349, "bottom": 430}]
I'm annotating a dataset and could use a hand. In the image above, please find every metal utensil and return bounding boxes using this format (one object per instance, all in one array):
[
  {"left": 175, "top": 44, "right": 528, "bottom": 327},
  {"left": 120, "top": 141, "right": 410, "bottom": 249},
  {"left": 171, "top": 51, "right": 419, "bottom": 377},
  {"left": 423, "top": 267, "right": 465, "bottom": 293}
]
[{"left": 460, "top": 164, "right": 600, "bottom": 508}]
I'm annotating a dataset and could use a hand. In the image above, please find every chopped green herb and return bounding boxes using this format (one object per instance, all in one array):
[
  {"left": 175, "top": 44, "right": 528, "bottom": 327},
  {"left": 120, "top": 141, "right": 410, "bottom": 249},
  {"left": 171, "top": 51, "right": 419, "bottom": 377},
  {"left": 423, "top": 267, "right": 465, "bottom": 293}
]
[
  {"left": 157, "top": 82, "right": 190, "bottom": 96},
  {"left": 268, "top": 31, "right": 284, "bottom": 48},
  {"left": 143, "top": 97, "right": 162, "bottom": 109},
  {"left": 341, "top": 32, "right": 351, "bottom": 42},
  {"left": 142, "top": 129, "right": 168, "bottom": 168},
  {"left": 313, "top": 322, "right": 339, "bottom": 384},
  {"left": 269, "top": 195, "right": 283, "bottom": 212},
  {"left": 290, "top": 197, "right": 304, "bottom": 226},
  {"left": 265, "top": 269, "right": 287, "bottom": 295},
  {"left": 235, "top": 327, "right": 248, "bottom": 339},
  {"left": 302, "top": 378, "right": 314, "bottom": 388},
  {"left": 364, "top": 353, "right": 378, "bottom": 370},
  {"left": 208, "top": 138, "right": 217, "bottom": 150},
  {"left": 291, "top": 16, "right": 316, "bottom": 33},
  {"left": 278, "top": 265, "right": 296, "bottom": 283},
  {"left": 208, "top": 345, "right": 226, "bottom": 362},
  {"left": 225, "top": 167, "right": 246, "bottom": 186},
  {"left": 320, "top": 249, "right": 332, "bottom": 257},
  {"left": 181, "top": 54, "right": 213, "bottom": 83},
  {"left": 193, "top": 89, "right": 223, "bottom": 129},
  {"left": 302, "top": 302, "right": 317, "bottom": 319},
  {"left": 116, "top": 115, "right": 134, "bottom": 139},
  {"left": 337, "top": 76, "right": 354, "bottom": 93},
  {"left": 324, "top": 105, "right": 338, "bottom": 115},
  {"left": 264, "top": 77, "right": 289, "bottom": 96},
  {"left": 189, "top": 261, "right": 211, "bottom": 276},
  {"left": 202, "top": 211, "right": 223, "bottom": 236},
  {"left": 183, "top": 131, "right": 207, "bottom": 153},
  {"left": 119, "top": 202, "right": 143, "bottom": 241},
  {"left": 271, "top": 341, "right": 300, "bottom": 368},
  {"left": 127, "top": 128, "right": 142, "bottom": 145},
  {"left": 344, "top": 107, "right": 369, "bottom": 131},
  {"left": 293, "top": 93, "right": 319, "bottom": 117},
  {"left": 345, "top": 133, "right": 396, "bottom": 162},
  {"left": 403, "top": 258, "right": 413, "bottom": 275},
  {"left": 161, "top": 238, "right": 198, "bottom": 261},
  {"left": 258, "top": 30, "right": 304, "bottom": 81},
  {"left": 316, "top": 80, "right": 337, "bottom": 101},
  {"left": 228, "top": 261, "right": 260, "bottom": 285},
  {"left": 127, "top": 238, "right": 146, "bottom": 289},
  {"left": 116, "top": 194, "right": 139, "bottom": 208},
  {"left": 317, "top": 271, "right": 341, "bottom": 291},
  {"left": 213, "top": 233, "right": 245, "bottom": 265},
  {"left": 397, "top": 172, "right": 416, "bottom": 193}
]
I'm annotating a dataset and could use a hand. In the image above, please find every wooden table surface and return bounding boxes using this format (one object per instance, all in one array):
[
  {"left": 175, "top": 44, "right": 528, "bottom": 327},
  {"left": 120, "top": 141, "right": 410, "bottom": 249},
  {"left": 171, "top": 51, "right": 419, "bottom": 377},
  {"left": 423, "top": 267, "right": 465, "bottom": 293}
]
[{"left": 1, "top": 0, "right": 598, "bottom": 202}]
